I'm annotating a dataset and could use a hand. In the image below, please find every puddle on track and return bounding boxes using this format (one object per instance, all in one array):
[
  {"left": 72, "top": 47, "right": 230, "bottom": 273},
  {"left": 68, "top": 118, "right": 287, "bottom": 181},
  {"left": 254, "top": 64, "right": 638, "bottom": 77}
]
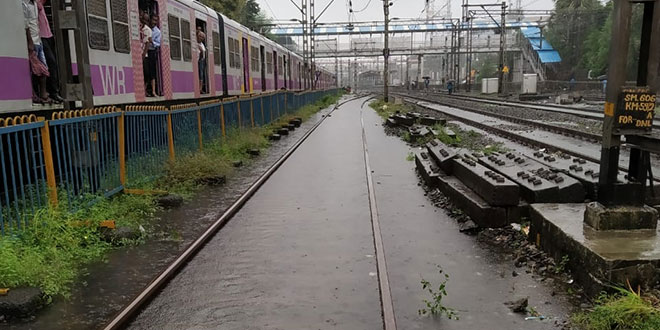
[{"left": 4, "top": 103, "right": 339, "bottom": 330}]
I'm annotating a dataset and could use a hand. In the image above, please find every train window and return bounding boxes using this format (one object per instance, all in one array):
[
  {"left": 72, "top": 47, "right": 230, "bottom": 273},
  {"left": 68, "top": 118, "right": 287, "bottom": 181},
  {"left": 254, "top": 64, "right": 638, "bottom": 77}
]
[
  {"left": 228, "top": 38, "right": 235, "bottom": 68},
  {"left": 250, "top": 45, "right": 259, "bottom": 72},
  {"left": 277, "top": 56, "right": 283, "bottom": 75},
  {"left": 168, "top": 15, "right": 181, "bottom": 60},
  {"left": 266, "top": 51, "right": 272, "bottom": 73},
  {"left": 86, "top": 0, "right": 109, "bottom": 50},
  {"left": 212, "top": 31, "right": 221, "bottom": 66},
  {"left": 228, "top": 37, "right": 240, "bottom": 69},
  {"left": 110, "top": 0, "right": 129, "bottom": 53},
  {"left": 181, "top": 19, "right": 192, "bottom": 62}
]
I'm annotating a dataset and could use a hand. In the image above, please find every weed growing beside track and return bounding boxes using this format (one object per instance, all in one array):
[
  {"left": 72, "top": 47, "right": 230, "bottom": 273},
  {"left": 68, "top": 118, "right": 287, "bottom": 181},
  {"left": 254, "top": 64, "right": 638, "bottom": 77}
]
[
  {"left": 369, "top": 98, "right": 507, "bottom": 154},
  {"left": 0, "top": 92, "right": 342, "bottom": 300},
  {"left": 572, "top": 287, "right": 660, "bottom": 330}
]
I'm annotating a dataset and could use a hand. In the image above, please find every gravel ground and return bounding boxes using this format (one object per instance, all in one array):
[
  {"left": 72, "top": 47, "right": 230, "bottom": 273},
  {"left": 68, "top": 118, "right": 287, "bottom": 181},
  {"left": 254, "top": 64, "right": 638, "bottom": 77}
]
[{"left": 413, "top": 92, "right": 605, "bottom": 135}]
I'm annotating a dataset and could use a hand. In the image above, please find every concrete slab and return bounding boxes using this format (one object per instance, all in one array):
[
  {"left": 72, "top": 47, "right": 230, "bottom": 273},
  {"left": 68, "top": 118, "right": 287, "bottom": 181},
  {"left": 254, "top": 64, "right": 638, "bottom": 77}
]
[{"left": 529, "top": 203, "right": 660, "bottom": 295}]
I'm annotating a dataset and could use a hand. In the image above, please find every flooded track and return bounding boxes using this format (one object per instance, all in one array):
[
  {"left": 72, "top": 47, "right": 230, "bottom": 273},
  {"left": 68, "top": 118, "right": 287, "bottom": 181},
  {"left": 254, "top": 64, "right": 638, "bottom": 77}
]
[
  {"left": 8, "top": 95, "right": 580, "bottom": 330},
  {"left": 115, "top": 95, "right": 574, "bottom": 329},
  {"left": 5, "top": 99, "right": 343, "bottom": 330}
]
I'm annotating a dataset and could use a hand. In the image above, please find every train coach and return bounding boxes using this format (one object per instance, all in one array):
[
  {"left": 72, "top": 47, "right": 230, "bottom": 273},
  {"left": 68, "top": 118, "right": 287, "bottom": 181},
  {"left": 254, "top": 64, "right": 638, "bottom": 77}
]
[{"left": 0, "top": 0, "right": 335, "bottom": 114}]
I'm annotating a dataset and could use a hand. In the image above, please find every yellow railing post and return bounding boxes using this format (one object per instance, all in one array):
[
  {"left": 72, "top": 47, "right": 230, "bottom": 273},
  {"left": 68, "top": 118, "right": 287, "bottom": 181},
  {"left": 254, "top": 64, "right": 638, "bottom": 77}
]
[
  {"left": 167, "top": 112, "right": 175, "bottom": 162},
  {"left": 275, "top": 93, "right": 280, "bottom": 118},
  {"left": 250, "top": 97, "right": 255, "bottom": 128},
  {"left": 260, "top": 97, "right": 264, "bottom": 125},
  {"left": 237, "top": 101, "right": 242, "bottom": 129},
  {"left": 197, "top": 108, "right": 203, "bottom": 151},
  {"left": 118, "top": 112, "right": 126, "bottom": 186},
  {"left": 40, "top": 121, "right": 57, "bottom": 206},
  {"left": 220, "top": 103, "right": 226, "bottom": 137}
]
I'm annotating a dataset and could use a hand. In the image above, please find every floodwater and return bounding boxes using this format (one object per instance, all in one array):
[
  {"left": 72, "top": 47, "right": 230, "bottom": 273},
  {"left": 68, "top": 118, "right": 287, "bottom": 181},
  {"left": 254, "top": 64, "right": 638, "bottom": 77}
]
[
  {"left": 4, "top": 101, "right": 340, "bottom": 330},
  {"left": 126, "top": 96, "right": 573, "bottom": 329},
  {"left": 7, "top": 95, "right": 577, "bottom": 330}
]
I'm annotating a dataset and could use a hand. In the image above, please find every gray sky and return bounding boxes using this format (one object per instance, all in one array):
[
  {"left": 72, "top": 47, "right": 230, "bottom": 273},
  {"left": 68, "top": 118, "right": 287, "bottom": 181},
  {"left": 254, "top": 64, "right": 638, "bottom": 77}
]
[{"left": 256, "top": 0, "right": 556, "bottom": 24}]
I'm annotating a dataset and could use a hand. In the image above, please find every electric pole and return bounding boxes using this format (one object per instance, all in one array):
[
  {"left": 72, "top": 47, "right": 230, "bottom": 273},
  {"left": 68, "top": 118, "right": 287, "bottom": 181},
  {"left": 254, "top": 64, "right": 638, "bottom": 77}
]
[
  {"left": 383, "top": 0, "right": 390, "bottom": 102},
  {"left": 498, "top": 1, "right": 507, "bottom": 94},
  {"left": 310, "top": 0, "right": 316, "bottom": 90},
  {"left": 302, "top": 0, "right": 308, "bottom": 89}
]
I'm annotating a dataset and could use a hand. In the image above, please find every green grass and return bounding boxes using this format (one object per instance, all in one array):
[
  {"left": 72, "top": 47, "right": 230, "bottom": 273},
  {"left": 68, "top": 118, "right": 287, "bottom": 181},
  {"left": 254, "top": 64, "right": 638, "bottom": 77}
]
[
  {"left": 0, "top": 91, "right": 343, "bottom": 299},
  {"left": 369, "top": 98, "right": 414, "bottom": 119},
  {"left": 434, "top": 124, "right": 508, "bottom": 155},
  {"left": 0, "top": 193, "right": 156, "bottom": 297},
  {"left": 572, "top": 287, "right": 660, "bottom": 330}
]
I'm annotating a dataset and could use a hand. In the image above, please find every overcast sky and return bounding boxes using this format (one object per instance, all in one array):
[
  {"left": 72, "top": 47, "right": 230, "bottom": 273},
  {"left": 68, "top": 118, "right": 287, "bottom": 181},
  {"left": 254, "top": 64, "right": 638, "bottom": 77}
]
[{"left": 256, "top": 0, "right": 556, "bottom": 24}]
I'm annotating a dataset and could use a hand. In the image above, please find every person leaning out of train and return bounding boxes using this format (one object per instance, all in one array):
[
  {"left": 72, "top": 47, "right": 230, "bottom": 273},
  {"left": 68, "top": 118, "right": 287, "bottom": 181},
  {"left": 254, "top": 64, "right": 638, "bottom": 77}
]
[
  {"left": 196, "top": 27, "right": 207, "bottom": 94},
  {"left": 37, "top": 0, "right": 63, "bottom": 103},
  {"left": 148, "top": 15, "right": 161, "bottom": 97},
  {"left": 23, "top": 0, "right": 51, "bottom": 104},
  {"left": 140, "top": 13, "right": 154, "bottom": 97}
]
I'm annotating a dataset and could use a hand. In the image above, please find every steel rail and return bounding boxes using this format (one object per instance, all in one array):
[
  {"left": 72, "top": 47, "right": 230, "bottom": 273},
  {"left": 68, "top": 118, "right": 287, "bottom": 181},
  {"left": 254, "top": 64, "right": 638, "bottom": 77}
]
[
  {"left": 102, "top": 95, "right": 361, "bottom": 330},
  {"left": 420, "top": 91, "right": 660, "bottom": 130},
  {"left": 395, "top": 93, "right": 603, "bottom": 142},
  {"left": 396, "top": 94, "right": 660, "bottom": 183}
]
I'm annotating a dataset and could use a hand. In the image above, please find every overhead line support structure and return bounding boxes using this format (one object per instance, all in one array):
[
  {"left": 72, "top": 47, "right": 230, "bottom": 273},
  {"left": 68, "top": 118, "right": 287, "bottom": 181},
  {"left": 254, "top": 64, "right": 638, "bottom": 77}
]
[{"left": 383, "top": 0, "right": 390, "bottom": 102}]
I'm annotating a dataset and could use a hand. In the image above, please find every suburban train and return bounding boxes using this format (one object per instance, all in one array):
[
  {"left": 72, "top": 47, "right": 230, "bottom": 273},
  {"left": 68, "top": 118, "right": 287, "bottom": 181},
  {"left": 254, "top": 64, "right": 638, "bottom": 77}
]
[{"left": 0, "top": 0, "right": 335, "bottom": 114}]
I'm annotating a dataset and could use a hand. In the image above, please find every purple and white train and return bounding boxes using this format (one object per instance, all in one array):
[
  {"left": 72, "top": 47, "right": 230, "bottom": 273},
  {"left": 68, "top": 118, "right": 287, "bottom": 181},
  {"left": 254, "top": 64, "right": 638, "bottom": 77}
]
[{"left": 0, "top": 0, "right": 335, "bottom": 114}]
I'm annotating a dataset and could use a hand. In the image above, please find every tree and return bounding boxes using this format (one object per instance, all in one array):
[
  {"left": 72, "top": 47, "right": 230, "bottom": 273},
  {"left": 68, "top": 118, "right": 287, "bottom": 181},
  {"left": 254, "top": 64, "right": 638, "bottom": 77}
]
[
  {"left": 544, "top": 0, "right": 607, "bottom": 77},
  {"left": 200, "top": 0, "right": 243, "bottom": 19},
  {"left": 476, "top": 54, "right": 498, "bottom": 82},
  {"left": 201, "top": 0, "right": 271, "bottom": 33},
  {"left": 580, "top": 1, "right": 644, "bottom": 80}
]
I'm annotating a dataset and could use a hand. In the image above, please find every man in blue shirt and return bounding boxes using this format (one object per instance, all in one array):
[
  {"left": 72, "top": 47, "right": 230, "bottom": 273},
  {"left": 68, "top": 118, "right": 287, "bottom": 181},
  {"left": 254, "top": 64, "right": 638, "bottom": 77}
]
[{"left": 148, "top": 15, "right": 161, "bottom": 96}]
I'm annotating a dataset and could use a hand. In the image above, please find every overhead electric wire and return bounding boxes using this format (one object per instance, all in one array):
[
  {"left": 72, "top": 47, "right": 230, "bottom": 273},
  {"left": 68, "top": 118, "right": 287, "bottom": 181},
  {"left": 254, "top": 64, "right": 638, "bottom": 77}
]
[{"left": 352, "top": 0, "right": 373, "bottom": 13}]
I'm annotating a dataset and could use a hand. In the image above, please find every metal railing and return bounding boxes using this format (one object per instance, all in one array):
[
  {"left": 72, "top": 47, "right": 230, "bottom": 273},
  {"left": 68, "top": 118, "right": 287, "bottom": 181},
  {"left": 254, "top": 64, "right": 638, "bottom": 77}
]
[{"left": 0, "top": 89, "right": 339, "bottom": 235}]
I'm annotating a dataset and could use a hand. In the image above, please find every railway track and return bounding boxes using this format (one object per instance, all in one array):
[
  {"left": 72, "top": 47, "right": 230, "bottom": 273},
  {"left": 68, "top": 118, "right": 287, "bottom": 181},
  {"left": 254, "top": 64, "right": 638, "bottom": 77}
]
[
  {"left": 405, "top": 90, "right": 660, "bottom": 130},
  {"left": 101, "top": 96, "right": 380, "bottom": 330},
  {"left": 393, "top": 92, "right": 660, "bottom": 183}
]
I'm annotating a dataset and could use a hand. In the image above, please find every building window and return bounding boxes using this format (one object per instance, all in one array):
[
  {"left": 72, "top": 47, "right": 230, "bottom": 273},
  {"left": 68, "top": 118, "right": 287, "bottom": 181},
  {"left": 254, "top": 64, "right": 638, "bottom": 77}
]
[
  {"left": 86, "top": 0, "right": 109, "bottom": 50},
  {"left": 110, "top": 0, "right": 129, "bottom": 53},
  {"left": 266, "top": 51, "right": 272, "bottom": 73},
  {"left": 181, "top": 19, "right": 192, "bottom": 62},
  {"left": 168, "top": 15, "right": 181, "bottom": 60},
  {"left": 250, "top": 46, "right": 259, "bottom": 72},
  {"left": 212, "top": 31, "right": 220, "bottom": 66}
]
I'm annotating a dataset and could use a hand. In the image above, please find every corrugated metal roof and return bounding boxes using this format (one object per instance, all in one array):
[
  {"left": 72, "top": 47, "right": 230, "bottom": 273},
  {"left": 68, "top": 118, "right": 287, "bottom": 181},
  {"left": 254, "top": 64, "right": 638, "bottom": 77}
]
[
  {"left": 538, "top": 50, "right": 562, "bottom": 63},
  {"left": 520, "top": 27, "right": 541, "bottom": 38},
  {"left": 521, "top": 27, "right": 561, "bottom": 63},
  {"left": 528, "top": 38, "right": 555, "bottom": 51}
]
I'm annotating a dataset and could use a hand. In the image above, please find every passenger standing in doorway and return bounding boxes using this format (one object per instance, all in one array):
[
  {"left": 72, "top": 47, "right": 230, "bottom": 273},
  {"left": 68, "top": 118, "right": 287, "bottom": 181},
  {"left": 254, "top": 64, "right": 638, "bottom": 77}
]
[
  {"left": 140, "top": 13, "right": 153, "bottom": 97},
  {"left": 37, "top": 0, "right": 63, "bottom": 103},
  {"left": 149, "top": 15, "right": 161, "bottom": 96},
  {"left": 196, "top": 27, "right": 207, "bottom": 93},
  {"left": 23, "top": 0, "right": 50, "bottom": 104}
]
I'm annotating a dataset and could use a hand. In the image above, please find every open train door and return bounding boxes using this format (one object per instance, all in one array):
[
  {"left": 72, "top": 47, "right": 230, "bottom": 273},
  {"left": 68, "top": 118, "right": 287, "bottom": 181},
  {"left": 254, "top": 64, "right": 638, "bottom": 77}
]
[
  {"left": 242, "top": 37, "right": 250, "bottom": 93},
  {"left": 283, "top": 55, "right": 287, "bottom": 89},
  {"left": 260, "top": 46, "right": 266, "bottom": 91},
  {"left": 273, "top": 51, "right": 278, "bottom": 89}
]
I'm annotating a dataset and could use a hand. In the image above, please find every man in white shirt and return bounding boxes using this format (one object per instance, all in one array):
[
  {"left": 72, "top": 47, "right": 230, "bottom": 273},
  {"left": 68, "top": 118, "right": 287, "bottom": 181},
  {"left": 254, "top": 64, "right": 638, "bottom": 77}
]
[
  {"left": 148, "top": 15, "right": 160, "bottom": 96},
  {"left": 196, "top": 26, "right": 207, "bottom": 93},
  {"left": 140, "top": 13, "right": 153, "bottom": 96},
  {"left": 23, "top": 0, "right": 46, "bottom": 66}
]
